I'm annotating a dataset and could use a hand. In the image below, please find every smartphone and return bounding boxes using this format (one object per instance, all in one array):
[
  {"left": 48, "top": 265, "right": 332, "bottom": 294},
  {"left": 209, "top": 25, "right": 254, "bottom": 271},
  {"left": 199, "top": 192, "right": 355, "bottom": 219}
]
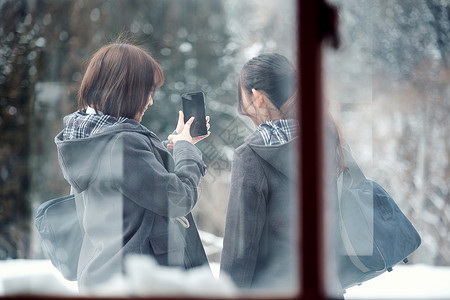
[{"left": 181, "top": 91, "right": 208, "bottom": 137}]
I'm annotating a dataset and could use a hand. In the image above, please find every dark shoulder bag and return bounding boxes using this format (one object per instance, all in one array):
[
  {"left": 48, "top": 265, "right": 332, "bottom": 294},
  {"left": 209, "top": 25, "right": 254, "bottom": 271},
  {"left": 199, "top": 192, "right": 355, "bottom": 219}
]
[
  {"left": 34, "top": 194, "right": 83, "bottom": 281},
  {"left": 336, "top": 148, "right": 421, "bottom": 290}
]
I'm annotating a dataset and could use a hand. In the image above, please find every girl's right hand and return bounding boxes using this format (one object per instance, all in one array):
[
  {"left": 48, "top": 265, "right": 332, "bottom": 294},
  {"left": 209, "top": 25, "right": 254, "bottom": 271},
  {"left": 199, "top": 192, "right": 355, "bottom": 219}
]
[{"left": 168, "top": 117, "right": 194, "bottom": 147}]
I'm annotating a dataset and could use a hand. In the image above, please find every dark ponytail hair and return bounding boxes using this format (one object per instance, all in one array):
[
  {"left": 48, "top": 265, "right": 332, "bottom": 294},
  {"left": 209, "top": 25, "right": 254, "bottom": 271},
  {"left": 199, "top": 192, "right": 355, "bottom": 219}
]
[
  {"left": 238, "top": 53, "right": 346, "bottom": 175},
  {"left": 238, "top": 53, "right": 297, "bottom": 119}
]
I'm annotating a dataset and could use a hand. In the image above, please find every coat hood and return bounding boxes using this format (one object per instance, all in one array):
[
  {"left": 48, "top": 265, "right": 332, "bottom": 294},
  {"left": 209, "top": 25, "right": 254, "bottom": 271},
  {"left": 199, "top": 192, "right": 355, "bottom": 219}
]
[
  {"left": 55, "top": 116, "right": 157, "bottom": 193},
  {"left": 245, "top": 131, "right": 298, "bottom": 179}
]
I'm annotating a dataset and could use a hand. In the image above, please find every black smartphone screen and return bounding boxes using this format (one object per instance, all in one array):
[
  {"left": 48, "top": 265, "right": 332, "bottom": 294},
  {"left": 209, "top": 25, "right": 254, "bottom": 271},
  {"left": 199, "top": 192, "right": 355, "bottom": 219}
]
[{"left": 181, "top": 91, "right": 208, "bottom": 137}]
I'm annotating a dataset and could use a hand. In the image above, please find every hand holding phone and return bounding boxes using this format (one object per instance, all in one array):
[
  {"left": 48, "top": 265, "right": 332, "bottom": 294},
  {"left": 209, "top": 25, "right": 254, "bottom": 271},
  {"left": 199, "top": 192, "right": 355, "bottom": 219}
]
[
  {"left": 168, "top": 111, "right": 210, "bottom": 147},
  {"left": 181, "top": 91, "right": 208, "bottom": 137}
]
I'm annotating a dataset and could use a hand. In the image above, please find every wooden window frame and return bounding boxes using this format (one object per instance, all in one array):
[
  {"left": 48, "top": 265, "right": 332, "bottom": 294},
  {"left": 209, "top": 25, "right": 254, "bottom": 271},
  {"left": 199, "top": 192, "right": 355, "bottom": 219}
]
[
  {"left": 299, "top": 1, "right": 338, "bottom": 299},
  {"left": 299, "top": 0, "right": 324, "bottom": 298}
]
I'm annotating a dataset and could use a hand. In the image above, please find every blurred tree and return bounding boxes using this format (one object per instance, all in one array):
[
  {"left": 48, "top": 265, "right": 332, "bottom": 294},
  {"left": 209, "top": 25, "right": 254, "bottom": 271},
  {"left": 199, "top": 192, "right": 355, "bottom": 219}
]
[
  {"left": 0, "top": 0, "right": 42, "bottom": 259},
  {"left": 1, "top": 0, "right": 296, "bottom": 259},
  {"left": 1, "top": 0, "right": 239, "bottom": 258},
  {"left": 326, "top": 0, "right": 450, "bottom": 266},
  {"left": 371, "top": 0, "right": 450, "bottom": 266}
]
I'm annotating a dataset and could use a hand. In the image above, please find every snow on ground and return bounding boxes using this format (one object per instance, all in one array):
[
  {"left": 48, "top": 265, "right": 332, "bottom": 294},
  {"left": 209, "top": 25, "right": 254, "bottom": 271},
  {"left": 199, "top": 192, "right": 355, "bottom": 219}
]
[
  {"left": 86, "top": 255, "right": 237, "bottom": 297},
  {"left": 0, "top": 259, "right": 78, "bottom": 296},
  {"left": 0, "top": 256, "right": 236, "bottom": 297},
  {"left": 199, "top": 230, "right": 224, "bottom": 260},
  {"left": 1, "top": 259, "right": 449, "bottom": 298},
  {"left": 344, "top": 264, "right": 450, "bottom": 299}
]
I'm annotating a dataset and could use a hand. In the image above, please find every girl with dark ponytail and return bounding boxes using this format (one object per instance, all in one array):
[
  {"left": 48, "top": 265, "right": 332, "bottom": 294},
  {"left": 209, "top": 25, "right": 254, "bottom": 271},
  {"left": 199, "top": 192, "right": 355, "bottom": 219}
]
[{"left": 220, "top": 53, "right": 345, "bottom": 292}]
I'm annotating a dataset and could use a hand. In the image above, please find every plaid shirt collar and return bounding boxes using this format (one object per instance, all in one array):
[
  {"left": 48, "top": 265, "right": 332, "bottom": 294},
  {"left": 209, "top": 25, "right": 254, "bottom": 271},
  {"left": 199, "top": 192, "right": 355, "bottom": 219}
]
[
  {"left": 257, "top": 119, "right": 299, "bottom": 146},
  {"left": 62, "top": 109, "right": 128, "bottom": 140}
]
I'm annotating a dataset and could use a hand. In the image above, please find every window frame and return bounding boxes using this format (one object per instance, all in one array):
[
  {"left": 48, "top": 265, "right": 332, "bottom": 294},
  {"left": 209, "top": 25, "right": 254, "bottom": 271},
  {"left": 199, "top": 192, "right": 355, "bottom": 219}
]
[{"left": 299, "top": 0, "right": 325, "bottom": 299}]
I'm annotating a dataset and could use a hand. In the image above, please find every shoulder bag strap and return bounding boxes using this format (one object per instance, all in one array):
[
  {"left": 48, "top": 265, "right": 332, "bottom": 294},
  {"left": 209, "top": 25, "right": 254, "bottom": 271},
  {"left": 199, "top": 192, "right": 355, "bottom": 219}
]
[
  {"left": 336, "top": 147, "right": 371, "bottom": 273},
  {"left": 70, "top": 186, "right": 85, "bottom": 236}
]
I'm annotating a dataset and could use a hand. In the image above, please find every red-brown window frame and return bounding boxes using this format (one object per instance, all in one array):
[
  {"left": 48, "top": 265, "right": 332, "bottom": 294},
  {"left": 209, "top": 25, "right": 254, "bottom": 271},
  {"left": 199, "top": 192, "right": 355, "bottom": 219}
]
[
  {"left": 2, "top": 1, "right": 337, "bottom": 300},
  {"left": 299, "top": 1, "right": 338, "bottom": 299},
  {"left": 299, "top": 0, "right": 324, "bottom": 297}
]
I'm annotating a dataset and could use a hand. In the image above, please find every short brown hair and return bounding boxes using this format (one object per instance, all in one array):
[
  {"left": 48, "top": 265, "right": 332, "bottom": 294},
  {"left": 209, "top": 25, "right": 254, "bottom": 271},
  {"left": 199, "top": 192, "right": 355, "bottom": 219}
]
[{"left": 78, "top": 43, "right": 164, "bottom": 119}]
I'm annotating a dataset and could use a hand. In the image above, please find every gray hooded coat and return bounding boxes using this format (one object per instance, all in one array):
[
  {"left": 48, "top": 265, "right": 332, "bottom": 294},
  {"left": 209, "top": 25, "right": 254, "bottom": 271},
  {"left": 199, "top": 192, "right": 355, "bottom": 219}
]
[
  {"left": 220, "top": 130, "right": 298, "bottom": 292},
  {"left": 55, "top": 114, "right": 208, "bottom": 290}
]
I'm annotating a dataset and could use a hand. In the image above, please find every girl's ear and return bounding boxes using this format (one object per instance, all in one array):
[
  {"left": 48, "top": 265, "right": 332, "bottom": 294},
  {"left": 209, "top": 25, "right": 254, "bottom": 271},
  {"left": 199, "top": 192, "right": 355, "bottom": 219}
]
[{"left": 252, "top": 88, "right": 266, "bottom": 108}]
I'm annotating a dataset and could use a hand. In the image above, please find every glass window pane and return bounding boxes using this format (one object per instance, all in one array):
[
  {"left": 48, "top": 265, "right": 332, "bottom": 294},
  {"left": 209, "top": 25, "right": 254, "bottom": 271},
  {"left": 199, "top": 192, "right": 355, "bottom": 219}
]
[
  {"left": 324, "top": 0, "right": 450, "bottom": 298},
  {"left": 0, "top": 0, "right": 299, "bottom": 297}
]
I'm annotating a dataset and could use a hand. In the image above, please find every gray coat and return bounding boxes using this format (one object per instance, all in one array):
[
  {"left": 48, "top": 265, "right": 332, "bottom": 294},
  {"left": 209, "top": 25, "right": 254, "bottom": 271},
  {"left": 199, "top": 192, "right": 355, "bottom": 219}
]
[
  {"left": 220, "top": 130, "right": 298, "bottom": 291},
  {"left": 55, "top": 119, "right": 208, "bottom": 290}
]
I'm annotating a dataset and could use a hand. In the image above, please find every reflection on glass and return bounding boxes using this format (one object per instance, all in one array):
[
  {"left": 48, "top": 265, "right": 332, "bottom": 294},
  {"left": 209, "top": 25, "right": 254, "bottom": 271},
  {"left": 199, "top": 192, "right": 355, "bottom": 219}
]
[
  {"left": 0, "top": 0, "right": 297, "bottom": 297},
  {"left": 324, "top": 0, "right": 450, "bottom": 298}
]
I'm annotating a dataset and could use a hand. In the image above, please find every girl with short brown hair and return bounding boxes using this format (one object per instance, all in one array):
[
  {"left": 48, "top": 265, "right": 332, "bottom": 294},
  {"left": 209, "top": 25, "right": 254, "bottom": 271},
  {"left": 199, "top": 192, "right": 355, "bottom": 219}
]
[{"left": 55, "top": 42, "right": 210, "bottom": 291}]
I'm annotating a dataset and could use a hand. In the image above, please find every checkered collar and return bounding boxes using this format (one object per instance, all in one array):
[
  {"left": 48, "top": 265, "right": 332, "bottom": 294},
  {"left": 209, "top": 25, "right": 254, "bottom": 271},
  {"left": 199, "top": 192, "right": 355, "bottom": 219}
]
[
  {"left": 62, "top": 109, "right": 128, "bottom": 141},
  {"left": 257, "top": 119, "right": 299, "bottom": 146}
]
